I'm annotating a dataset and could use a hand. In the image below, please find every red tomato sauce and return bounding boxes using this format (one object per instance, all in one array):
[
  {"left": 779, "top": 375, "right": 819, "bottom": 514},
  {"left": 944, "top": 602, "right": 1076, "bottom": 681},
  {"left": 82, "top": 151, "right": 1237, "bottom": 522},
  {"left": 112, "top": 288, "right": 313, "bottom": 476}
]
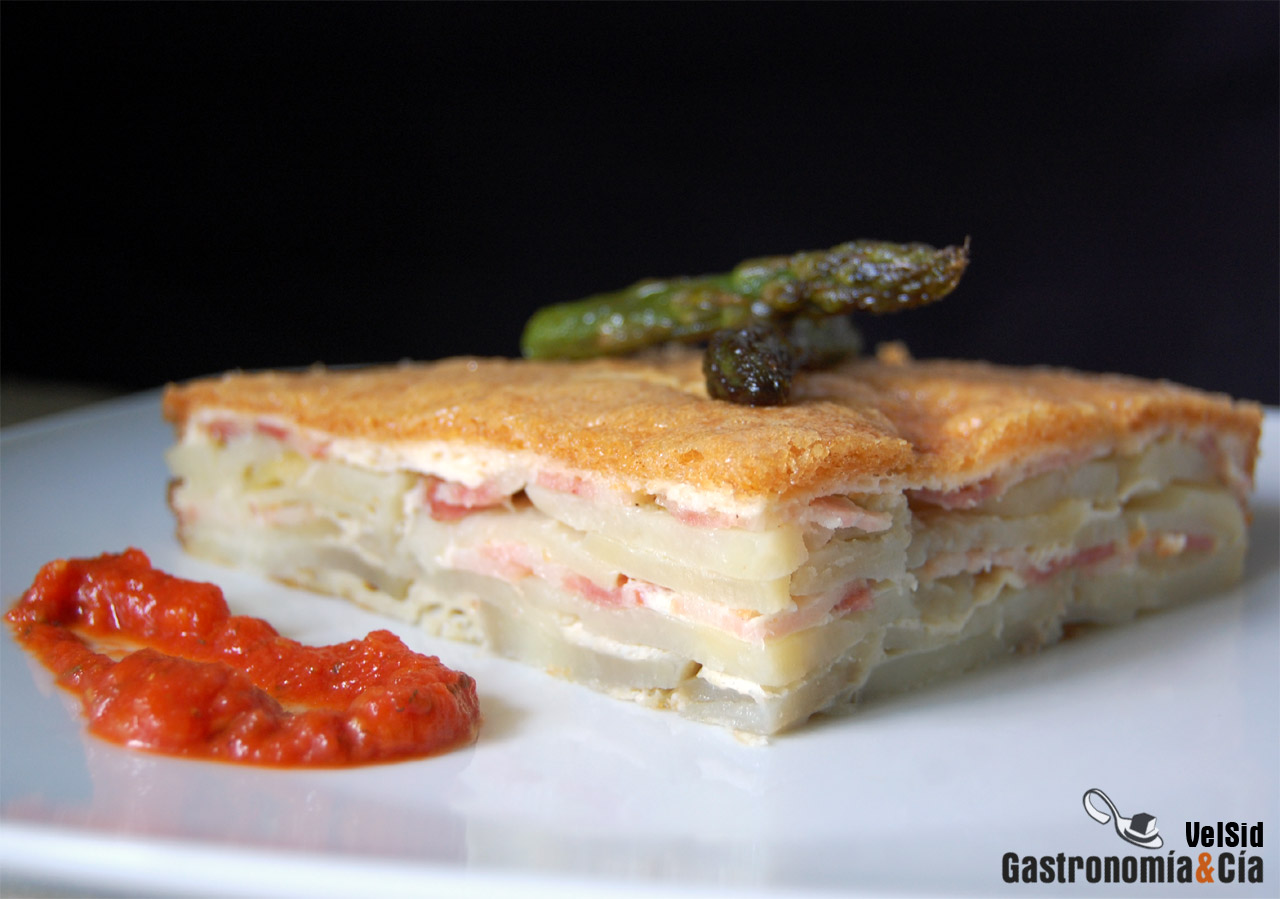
[{"left": 5, "top": 549, "right": 480, "bottom": 766}]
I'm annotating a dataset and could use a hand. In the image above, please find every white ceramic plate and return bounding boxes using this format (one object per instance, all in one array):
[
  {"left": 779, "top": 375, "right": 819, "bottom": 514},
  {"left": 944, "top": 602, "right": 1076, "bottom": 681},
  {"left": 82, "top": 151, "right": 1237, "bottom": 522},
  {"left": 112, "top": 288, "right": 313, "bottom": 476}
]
[{"left": 2, "top": 396, "right": 1276, "bottom": 898}]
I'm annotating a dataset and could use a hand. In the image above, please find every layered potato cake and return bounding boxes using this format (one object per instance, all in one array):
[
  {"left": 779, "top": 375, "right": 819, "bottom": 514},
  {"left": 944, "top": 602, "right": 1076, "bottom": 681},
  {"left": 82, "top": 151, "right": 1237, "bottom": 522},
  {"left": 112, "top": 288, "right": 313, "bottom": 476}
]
[{"left": 161, "top": 348, "right": 1262, "bottom": 735}]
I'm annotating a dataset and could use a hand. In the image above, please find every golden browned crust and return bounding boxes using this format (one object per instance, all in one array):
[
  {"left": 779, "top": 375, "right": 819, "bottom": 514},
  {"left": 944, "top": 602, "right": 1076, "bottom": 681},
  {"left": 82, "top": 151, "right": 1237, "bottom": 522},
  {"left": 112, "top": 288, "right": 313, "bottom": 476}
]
[{"left": 162, "top": 351, "right": 1262, "bottom": 500}]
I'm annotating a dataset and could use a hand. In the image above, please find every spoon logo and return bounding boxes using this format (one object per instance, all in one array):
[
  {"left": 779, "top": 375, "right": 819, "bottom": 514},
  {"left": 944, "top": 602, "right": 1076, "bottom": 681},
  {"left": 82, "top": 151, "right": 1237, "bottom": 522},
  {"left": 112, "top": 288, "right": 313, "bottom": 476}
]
[{"left": 1083, "top": 788, "right": 1163, "bottom": 849}]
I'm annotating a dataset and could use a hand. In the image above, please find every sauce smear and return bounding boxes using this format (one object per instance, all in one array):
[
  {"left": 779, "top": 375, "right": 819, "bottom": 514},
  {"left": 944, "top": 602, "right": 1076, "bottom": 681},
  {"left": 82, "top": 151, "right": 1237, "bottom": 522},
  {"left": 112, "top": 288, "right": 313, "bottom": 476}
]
[{"left": 5, "top": 549, "right": 480, "bottom": 766}]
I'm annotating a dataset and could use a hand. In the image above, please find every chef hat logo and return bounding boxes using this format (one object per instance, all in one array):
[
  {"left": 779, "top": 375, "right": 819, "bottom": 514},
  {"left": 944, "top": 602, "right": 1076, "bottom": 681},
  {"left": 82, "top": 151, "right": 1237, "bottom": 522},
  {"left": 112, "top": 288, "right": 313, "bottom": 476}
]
[{"left": 1082, "top": 789, "right": 1163, "bottom": 850}]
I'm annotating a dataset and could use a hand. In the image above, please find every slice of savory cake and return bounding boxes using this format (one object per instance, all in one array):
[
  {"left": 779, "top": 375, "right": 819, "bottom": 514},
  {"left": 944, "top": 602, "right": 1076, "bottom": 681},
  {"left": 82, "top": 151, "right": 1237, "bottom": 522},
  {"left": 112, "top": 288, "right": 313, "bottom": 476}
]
[{"left": 161, "top": 348, "right": 1262, "bottom": 734}]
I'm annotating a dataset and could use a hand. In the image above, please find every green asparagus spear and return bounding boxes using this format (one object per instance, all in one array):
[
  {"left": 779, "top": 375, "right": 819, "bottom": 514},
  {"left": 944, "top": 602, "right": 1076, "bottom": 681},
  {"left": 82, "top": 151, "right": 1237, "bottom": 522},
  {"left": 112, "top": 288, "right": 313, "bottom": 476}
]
[
  {"left": 702, "top": 315, "right": 865, "bottom": 406},
  {"left": 783, "top": 313, "right": 864, "bottom": 370},
  {"left": 703, "top": 323, "right": 796, "bottom": 406},
  {"left": 520, "top": 239, "right": 969, "bottom": 360},
  {"left": 518, "top": 277, "right": 753, "bottom": 360}
]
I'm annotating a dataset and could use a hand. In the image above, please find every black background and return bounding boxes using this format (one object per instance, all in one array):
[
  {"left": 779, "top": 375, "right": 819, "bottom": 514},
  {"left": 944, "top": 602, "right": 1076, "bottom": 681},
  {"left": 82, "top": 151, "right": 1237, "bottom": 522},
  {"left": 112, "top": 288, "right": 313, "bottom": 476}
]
[{"left": 3, "top": 3, "right": 1277, "bottom": 404}]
